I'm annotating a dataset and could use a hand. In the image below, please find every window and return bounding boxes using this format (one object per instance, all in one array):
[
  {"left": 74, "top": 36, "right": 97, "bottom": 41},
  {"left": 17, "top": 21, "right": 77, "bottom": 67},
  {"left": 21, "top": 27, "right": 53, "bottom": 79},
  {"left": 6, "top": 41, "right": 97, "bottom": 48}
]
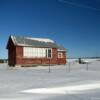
[
  {"left": 58, "top": 52, "right": 63, "bottom": 58},
  {"left": 47, "top": 48, "right": 52, "bottom": 58},
  {"left": 23, "top": 47, "right": 52, "bottom": 58},
  {"left": 24, "top": 47, "right": 33, "bottom": 57},
  {"left": 37, "top": 48, "right": 46, "bottom": 57}
]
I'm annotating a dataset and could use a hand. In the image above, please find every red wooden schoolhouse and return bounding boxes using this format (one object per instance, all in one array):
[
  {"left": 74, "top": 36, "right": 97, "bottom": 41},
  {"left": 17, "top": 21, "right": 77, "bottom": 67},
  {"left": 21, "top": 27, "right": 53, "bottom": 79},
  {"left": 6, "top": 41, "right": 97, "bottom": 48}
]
[{"left": 6, "top": 35, "right": 66, "bottom": 67}]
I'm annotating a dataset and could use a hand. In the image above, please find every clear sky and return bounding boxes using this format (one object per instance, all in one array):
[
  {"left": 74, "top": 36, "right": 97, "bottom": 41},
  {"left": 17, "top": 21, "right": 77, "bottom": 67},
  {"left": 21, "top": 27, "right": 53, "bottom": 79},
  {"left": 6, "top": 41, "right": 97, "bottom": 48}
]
[{"left": 0, "top": 0, "right": 100, "bottom": 58}]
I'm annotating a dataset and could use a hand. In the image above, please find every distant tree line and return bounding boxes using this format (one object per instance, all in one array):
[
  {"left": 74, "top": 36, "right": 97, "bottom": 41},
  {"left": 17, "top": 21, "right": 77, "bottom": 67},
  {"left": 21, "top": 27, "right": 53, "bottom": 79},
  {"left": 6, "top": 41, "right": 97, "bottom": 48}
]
[
  {"left": 68, "top": 56, "right": 100, "bottom": 59},
  {"left": 0, "top": 59, "right": 8, "bottom": 63}
]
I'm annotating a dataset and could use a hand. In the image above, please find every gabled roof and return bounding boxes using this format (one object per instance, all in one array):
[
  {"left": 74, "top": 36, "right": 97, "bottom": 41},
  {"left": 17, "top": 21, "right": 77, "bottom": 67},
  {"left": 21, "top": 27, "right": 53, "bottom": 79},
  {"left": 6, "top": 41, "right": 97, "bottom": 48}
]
[{"left": 8, "top": 35, "right": 66, "bottom": 51}]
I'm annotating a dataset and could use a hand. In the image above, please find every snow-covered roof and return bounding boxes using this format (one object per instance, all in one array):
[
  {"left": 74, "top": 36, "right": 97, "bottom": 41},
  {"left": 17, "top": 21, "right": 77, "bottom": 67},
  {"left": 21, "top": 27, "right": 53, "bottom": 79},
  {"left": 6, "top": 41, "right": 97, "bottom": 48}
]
[
  {"left": 8, "top": 35, "right": 66, "bottom": 50},
  {"left": 26, "top": 37, "right": 54, "bottom": 43}
]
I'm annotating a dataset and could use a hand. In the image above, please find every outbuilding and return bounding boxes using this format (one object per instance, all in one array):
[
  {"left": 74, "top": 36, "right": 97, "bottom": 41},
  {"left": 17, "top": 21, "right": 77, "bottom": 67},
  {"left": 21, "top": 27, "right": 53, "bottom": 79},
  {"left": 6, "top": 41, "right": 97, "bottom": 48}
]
[{"left": 6, "top": 35, "right": 66, "bottom": 67}]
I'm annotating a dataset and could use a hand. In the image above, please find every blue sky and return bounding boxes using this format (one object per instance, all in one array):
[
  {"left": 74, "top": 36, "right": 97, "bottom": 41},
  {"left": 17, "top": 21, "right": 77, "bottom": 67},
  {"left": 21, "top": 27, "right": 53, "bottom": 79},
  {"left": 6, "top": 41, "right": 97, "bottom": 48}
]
[{"left": 0, "top": 0, "right": 100, "bottom": 58}]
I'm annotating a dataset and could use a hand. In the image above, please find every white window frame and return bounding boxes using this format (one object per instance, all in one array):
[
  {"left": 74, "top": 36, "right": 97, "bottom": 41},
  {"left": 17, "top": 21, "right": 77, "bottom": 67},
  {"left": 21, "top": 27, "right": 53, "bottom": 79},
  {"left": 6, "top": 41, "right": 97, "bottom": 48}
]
[{"left": 23, "top": 47, "right": 52, "bottom": 58}]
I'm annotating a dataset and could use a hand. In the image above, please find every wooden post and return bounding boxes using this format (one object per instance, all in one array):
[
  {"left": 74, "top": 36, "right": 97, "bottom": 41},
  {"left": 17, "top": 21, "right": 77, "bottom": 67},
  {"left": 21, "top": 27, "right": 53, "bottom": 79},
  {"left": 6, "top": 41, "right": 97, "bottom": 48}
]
[
  {"left": 86, "top": 63, "right": 88, "bottom": 71},
  {"left": 68, "top": 62, "right": 71, "bottom": 72},
  {"left": 48, "top": 59, "right": 51, "bottom": 73}
]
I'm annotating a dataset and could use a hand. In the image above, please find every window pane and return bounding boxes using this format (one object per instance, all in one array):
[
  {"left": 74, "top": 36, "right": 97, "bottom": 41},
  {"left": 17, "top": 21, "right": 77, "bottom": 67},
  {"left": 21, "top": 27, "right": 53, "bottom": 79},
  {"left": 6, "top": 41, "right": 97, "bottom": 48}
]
[
  {"left": 46, "top": 48, "right": 52, "bottom": 58},
  {"left": 24, "top": 47, "right": 48, "bottom": 58},
  {"left": 48, "top": 53, "right": 51, "bottom": 58},
  {"left": 48, "top": 49, "right": 51, "bottom": 54}
]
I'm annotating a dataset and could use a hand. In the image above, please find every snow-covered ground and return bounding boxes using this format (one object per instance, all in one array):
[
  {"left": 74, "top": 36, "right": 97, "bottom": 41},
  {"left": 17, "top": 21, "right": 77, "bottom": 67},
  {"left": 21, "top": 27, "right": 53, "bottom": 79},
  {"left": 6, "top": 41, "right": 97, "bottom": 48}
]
[
  {"left": 67, "top": 58, "right": 98, "bottom": 63},
  {"left": 0, "top": 59, "right": 100, "bottom": 100}
]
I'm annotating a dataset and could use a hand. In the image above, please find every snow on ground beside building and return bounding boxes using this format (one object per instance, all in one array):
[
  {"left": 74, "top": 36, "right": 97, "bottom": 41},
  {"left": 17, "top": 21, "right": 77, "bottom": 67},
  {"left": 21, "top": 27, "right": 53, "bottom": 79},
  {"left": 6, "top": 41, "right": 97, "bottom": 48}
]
[
  {"left": 0, "top": 59, "right": 100, "bottom": 100},
  {"left": 67, "top": 58, "right": 98, "bottom": 63}
]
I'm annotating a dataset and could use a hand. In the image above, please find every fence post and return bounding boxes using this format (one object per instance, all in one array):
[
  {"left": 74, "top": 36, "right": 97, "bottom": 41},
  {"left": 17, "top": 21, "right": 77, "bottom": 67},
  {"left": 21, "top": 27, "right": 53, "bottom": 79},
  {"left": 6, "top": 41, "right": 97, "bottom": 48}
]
[
  {"left": 86, "top": 63, "right": 88, "bottom": 71},
  {"left": 68, "top": 62, "right": 71, "bottom": 72},
  {"left": 48, "top": 59, "right": 51, "bottom": 73}
]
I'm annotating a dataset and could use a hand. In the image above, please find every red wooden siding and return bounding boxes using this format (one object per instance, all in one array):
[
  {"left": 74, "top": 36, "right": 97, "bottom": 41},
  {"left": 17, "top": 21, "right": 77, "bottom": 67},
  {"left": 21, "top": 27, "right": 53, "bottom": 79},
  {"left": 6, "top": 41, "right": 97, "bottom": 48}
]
[
  {"left": 15, "top": 47, "right": 66, "bottom": 66},
  {"left": 57, "top": 52, "right": 66, "bottom": 64}
]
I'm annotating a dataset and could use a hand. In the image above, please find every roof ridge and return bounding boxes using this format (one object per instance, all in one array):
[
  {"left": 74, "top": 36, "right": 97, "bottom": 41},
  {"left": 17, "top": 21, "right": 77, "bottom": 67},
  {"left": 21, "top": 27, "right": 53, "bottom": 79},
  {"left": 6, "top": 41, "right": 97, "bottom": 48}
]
[{"left": 11, "top": 35, "right": 55, "bottom": 43}]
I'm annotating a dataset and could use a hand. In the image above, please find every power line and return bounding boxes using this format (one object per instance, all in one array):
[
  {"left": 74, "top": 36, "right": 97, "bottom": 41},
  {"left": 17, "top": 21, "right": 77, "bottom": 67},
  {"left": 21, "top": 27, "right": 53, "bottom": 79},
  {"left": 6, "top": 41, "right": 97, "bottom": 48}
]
[{"left": 59, "top": 0, "right": 100, "bottom": 11}]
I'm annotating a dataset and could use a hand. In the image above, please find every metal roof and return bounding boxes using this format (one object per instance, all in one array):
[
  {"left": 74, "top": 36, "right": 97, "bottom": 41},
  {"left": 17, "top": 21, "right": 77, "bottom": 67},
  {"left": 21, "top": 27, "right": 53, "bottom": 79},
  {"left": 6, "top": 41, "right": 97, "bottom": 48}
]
[{"left": 10, "top": 35, "right": 66, "bottom": 51}]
